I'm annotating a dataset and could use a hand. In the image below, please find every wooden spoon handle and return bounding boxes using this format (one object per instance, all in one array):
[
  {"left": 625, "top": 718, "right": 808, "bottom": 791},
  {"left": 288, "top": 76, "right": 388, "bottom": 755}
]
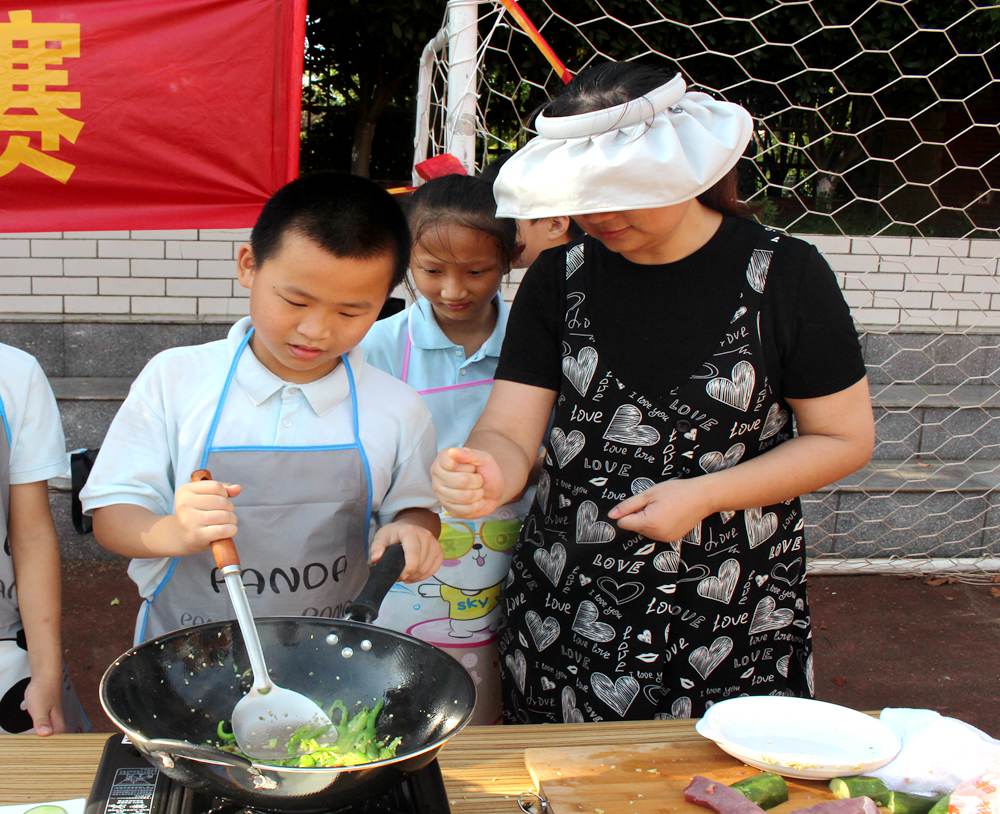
[{"left": 191, "top": 468, "right": 240, "bottom": 569}]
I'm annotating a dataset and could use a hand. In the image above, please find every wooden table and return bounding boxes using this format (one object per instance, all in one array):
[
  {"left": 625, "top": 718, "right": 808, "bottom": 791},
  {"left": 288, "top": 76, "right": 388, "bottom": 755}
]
[{"left": 0, "top": 720, "right": 705, "bottom": 811}]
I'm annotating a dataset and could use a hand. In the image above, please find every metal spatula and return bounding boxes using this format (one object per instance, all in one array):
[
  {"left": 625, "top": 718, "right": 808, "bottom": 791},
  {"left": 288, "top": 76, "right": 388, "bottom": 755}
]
[{"left": 192, "top": 469, "right": 333, "bottom": 763}]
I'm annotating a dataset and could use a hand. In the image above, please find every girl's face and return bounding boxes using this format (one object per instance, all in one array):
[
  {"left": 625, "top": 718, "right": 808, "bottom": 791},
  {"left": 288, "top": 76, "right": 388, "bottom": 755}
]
[
  {"left": 573, "top": 201, "right": 696, "bottom": 264},
  {"left": 237, "top": 231, "right": 394, "bottom": 383},
  {"left": 410, "top": 223, "right": 504, "bottom": 330}
]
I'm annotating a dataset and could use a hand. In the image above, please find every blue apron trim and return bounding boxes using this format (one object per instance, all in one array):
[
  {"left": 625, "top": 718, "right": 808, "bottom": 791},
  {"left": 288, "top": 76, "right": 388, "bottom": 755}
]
[
  {"left": 0, "top": 394, "right": 11, "bottom": 447},
  {"left": 137, "top": 556, "right": 180, "bottom": 643},
  {"left": 342, "top": 355, "right": 373, "bottom": 556},
  {"left": 199, "top": 326, "right": 254, "bottom": 469}
]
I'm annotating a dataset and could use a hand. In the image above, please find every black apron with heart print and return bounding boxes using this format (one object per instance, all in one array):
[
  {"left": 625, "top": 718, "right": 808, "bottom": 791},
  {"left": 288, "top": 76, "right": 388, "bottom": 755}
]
[{"left": 497, "top": 229, "right": 814, "bottom": 724}]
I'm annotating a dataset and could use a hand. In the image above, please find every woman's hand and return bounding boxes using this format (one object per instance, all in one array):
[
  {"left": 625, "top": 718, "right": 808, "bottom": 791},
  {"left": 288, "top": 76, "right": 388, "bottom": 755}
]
[
  {"left": 608, "top": 477, "right": 714, "bottom": 542},
  {"left": 431, "top": 447, "right": 506, "bottom": 518},
  {"left": 23, "top": 673, "right": 65, "bottom": 736},
  {"left": 370, "top": 525, "right": 443, "bottom": 582}
]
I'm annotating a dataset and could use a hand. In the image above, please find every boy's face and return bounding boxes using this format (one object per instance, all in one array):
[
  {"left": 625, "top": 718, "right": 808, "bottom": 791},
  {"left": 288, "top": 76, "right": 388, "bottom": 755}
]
[{"left": 237, "top": 231, "right": 395, "bottom": 383}]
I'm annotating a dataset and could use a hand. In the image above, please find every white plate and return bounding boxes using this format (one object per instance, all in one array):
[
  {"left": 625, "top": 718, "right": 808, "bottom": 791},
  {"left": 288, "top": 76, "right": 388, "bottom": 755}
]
[{"left": 695, "top": 696, "right": 901, "bottom": 780}]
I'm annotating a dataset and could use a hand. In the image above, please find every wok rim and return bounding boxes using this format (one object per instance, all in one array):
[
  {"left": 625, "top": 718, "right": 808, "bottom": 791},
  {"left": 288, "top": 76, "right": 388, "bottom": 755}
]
[{"left": 99, "top": 616, "right": 478, "bottom": 774}]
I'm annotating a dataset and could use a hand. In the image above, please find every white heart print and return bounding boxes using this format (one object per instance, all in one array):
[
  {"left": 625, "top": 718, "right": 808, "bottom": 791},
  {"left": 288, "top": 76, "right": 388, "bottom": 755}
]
[
  {"left": 571, "top": 600, "right": 616, "bottom": 643},
  {"left": 746, "top": 248, "right": 773, "bottom": 293},
  {"left": 745, "top": 506, "right": 778, "bottom": 548},
  {"left": 540, "top": 676, "right": 556, "bottom": 691},
  {"left": 749, "top": 595, "right": 795, "bottom": 634},
  {"left": 534, "top": 543, "right": 567, "bottom": 587},
  {"left": 525, "top": 611, "right": 561, "bottom": 652},
  {"left": 590, "top": 673, "right": 640, "bottom": 717},
  {"left": 696, "top": 558, "right": 741, "bottom": 604},
  {"left": 603, "top": 404, "right": 661, "bottom": 446},
  {"left": 561, "top": 346, "right": 598, "bottom": 396},
  {"left": 688, "top": 636, "right": 734, "bottom": 680},
  {"left": 550, "top": 427, "right": 586, "bottom": 468},
  {"left": 706, "top": 360, "right": 755, "bottom": 412},
  {"left": 699, "top": 443, "right": 745, "bottom": 474},
  {"left": 576, "top": 500, "right": 616, "bottom": 544},
  {"left": 561, "top": 686, "right": 584, "bottom": 723},
  {"left": 504, "top": 649, "right": 527, "bottom": 693},
  {"left": 759, "top": 402, "right": 789, "bottom": 441},
  {"left": 565, "top": 243, "right": 585, "bottom": 279},
  {"left": 536, "top": 470, "right": 550, "bottom": 513}
]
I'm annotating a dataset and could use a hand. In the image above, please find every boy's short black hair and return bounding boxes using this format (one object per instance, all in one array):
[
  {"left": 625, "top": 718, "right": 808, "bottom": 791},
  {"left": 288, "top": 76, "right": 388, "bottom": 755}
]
[{"left": 250, "top": 172, "right": 411, "bottom": 290}]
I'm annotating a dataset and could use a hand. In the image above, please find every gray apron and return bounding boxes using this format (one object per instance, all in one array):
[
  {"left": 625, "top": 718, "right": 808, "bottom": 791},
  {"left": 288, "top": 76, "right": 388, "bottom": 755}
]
[
  {"left": 0, "top": 394, "right": 88, "bottom": 733},
  {"left": 137, "top": 327, "right": 372, "bottom": 643}
]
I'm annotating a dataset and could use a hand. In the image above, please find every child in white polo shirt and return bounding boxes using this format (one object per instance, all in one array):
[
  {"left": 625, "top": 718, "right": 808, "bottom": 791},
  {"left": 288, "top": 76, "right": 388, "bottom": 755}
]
[
  {"left": 0, "top": 343, "right": 88, "bottom": 734},
  {"left": 81, "top": 173, "right": 443, "bottom": 643}
]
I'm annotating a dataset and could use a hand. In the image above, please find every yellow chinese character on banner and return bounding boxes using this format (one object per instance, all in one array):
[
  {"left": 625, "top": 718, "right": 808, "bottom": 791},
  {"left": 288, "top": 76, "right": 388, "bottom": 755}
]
[{"left": 0, "top": 9, "right": 82, "bottom": 183}]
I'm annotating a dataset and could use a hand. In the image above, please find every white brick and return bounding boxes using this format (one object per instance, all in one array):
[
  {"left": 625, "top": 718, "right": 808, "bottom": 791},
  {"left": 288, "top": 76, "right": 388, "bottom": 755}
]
[
  {"left": 232, "top": 281, "right": 249, "bottom": 297},
  {"left": 99, "top": 278, "right": 165, "bottom": 296},
  {"left": 64, "top": 296, "right": 129, "bottom": 314},
  {"left": 165, "top": 240, "right": 231, "bottom": 260},
  {"left": 905, "top": 273, "right": 963, "bottom": 292},
  {"left": 844, "top": 272, "right": 904, "bottom": 291},
  {"left": 33, "top": 277, "right": 97, "bottom": 295},
  {"left": 852, "top": 308, "right": 900, "bottom": 326},
  {"left": 828, "top": 254, "right": 876, "bottom": 272},
  {"left": 910, "top": 238, "right": 970, "bottom": 257},
  {"left": 931, "top": 291, "right": 991, "bottom": 310},
  {"left": 198, "top": 260, "right": 236, "bottom": 278},
  {"left": 198, "top": 297, "right": 250, "bottom": 316},
  {"left": 63, "top": 230, "right": 131, "bottom": 239},
  {"left": 131, "top": 229, "right": 199, "bottom": 240},
  {"left": 873, "top": 291, "right": 932, "bottom": 309},
  {"left": 63, "top": 258, "right": 128, "bottom": 277},
  {"left": 167, "top": 278, "right": 231, "bottom": 297},
  {"left": 65, "top": 258, "right": 130, "bottom": 277},
  {"left": 843, "top": 289, "right": 874, "bottom": 308},
  {"left": 992, "top": 294, "right": 1000, "bottom": 310},
  {"left": 938, "top": 256, "right": 998, "bottom": 276},
  {"left": 958, "top": 310, "right": 1000, "bottom": 328},
  {"left": 99, "top": 240, "right": 164, "bottom": 259},
  {"left": 131, "top": 296, "right": 197, "bottom": 314},
  {"left": 200, "top": 228, "right": 252, "bottom": 241},
  {"left": 131, "top": 259, "right": 197, "bottom": 278},
  {"left": 878, "top": 255, "right": 938, "bottom": 275},
  {"left": 0, "top": 258, "right": 62, "bottom": 276},
  {"left": 962, "top": 275, "right": 1000, "bottom": 293},
  {"left": 0, "top": 240, "right": 29, "bottom": 257},
  {"left": 0, "top": 295, "right": 62, "bottom": 312},
  {"left": 0, "top": 278, "right": 30, "bottom": 294},
  {"left": 796, "top": 234, "right": 851, "bottom": 254},
  {"left": 32, "top": 239, "right": 95, "bottom": 257},
  {"left": 969, "top": 240, "right": 1000, "bottom": 258},
  {"left": 851, "top": 236, "right": 912, "bottom": 255},
  {"left": 897, "top": 309, "right": 959, "bottom": 327},
  {"left": 0, "top": 232, "right": 61, "bottom": 238}
]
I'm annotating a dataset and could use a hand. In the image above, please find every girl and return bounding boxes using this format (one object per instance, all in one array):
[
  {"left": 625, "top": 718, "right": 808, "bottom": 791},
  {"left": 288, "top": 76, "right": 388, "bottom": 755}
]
[
  {"left": 362, "top": 174, "right": 526, "bottom": 723},
  {"left": 431, "top": 62, "right": 874, "bottom": 723},
  {"left": 0, "top": 343, "right": 88, "bottom": 734}
]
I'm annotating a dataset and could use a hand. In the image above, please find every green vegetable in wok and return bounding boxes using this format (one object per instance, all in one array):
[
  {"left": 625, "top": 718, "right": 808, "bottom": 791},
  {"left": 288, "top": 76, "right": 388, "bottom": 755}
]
[{"left": 215, "top": 697, "right": 402, "bottom": 768}]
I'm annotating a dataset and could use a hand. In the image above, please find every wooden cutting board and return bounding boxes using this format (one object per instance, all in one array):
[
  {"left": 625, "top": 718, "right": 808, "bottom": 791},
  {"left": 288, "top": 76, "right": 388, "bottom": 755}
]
[{"left": 525, "top": 740, "right": 834, "bottom": 814}]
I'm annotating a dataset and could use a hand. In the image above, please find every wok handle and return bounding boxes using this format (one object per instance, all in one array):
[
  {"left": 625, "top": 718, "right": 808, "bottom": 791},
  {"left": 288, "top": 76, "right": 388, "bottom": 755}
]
[
  {"left": 191, "top": 468, "right": 240, "bottom": 569},
  {"left": 142, "top": 737, "right": 257, "bottom": 771},
  {"left": 347, "top": 544, "right": 406, "bottom": 623}
]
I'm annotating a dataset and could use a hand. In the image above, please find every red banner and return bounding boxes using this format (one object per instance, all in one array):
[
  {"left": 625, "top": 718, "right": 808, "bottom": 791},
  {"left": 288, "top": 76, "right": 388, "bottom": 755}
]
[{"left": 0, "top": 0, "right": 306, "bottom": 231}]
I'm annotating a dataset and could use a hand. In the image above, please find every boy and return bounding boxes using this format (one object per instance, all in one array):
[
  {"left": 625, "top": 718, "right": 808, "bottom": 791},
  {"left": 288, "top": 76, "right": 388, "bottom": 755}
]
[{"left": 82, "top": 173, "right": 442, "bottom": 643}]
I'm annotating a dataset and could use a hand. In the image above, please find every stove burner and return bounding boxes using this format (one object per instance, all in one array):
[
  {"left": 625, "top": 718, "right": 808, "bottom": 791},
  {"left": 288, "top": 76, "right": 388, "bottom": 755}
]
[{"left": 85, "top": 735, "right": 451, "bottom": 814}]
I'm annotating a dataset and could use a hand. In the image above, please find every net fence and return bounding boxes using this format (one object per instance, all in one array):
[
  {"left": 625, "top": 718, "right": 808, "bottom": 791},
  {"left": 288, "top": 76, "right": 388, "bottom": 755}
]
[{"left": 414, "top": 0, "right": 1000, "bottom": 580}]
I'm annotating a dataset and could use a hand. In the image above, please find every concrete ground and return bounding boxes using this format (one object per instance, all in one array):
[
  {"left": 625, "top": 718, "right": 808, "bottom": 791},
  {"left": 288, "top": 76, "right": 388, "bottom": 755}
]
[{"left": 62, "top": 561, "right": 1000, "bottom": 735}]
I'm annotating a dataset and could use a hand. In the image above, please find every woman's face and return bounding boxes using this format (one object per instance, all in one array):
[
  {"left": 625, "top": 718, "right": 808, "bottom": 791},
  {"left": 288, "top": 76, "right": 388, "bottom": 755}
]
[{"left": 573, "top": 200, "right": 695, "bottom": 264}]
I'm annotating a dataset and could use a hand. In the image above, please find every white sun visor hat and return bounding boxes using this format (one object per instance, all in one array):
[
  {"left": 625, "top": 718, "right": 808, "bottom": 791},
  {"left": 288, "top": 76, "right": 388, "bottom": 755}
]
[{"left": 493, "top": 73, "right": 754, "bottom": 218}]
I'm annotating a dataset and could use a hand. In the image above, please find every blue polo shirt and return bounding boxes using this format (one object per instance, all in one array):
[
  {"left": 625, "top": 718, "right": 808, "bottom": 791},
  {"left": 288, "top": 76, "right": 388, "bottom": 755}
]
[{"left": 361, "top": 295, "right": 509, "bottom": 451}]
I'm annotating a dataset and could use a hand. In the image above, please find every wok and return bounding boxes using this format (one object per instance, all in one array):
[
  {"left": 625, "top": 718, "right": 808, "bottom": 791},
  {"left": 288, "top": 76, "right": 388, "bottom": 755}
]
[{"left": 100, "top": 547, "right": 477, "bottom": 813}]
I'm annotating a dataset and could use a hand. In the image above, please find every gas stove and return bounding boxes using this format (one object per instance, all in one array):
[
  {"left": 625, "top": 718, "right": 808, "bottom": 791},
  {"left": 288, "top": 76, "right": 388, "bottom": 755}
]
[{"left": 84, "top": 735, "right": 451, "bottom": 814}]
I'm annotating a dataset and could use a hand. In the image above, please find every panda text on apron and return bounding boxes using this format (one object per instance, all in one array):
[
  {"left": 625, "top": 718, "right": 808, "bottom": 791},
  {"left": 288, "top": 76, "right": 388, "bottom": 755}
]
[{"left": 137, "top": 327, "right": 372, "bottom": 644}]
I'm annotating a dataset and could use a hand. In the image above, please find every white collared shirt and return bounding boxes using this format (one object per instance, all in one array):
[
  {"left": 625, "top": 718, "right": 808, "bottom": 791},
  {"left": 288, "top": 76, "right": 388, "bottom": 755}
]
[
  {"left": 0, "top": 343, "right": 66, "bottom": 485},
  {"left": 82, "top": 316, "right": 439, "bottom": 532},
  {"left": 361, "top": 296, "right": 508, "bottom": 451}
]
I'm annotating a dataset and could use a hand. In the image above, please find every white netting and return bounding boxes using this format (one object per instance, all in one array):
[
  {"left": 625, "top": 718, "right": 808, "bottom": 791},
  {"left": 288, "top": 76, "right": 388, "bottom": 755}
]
[{"left": 414, "top": 0, "right": 1000, "bottom": 580}]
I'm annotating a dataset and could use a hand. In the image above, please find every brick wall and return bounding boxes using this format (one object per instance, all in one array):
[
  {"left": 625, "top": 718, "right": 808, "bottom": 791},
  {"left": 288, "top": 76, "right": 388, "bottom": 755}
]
[{"left": 2, "top": 230, "right": 998, "bottom": 326}]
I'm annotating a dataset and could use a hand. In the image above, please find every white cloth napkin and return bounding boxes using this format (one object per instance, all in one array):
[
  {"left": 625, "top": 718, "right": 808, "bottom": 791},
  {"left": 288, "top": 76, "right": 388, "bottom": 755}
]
[
  {"left": 0, "top": 800, "right": 85, "bottom": 814},
  {"left": 870, "top": 708, "right": 1000, "bottom": 795}
]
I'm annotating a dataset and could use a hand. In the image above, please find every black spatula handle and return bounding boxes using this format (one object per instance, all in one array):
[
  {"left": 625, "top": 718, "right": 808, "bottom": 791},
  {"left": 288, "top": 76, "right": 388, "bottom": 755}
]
[{"left": 346, "top": 544, "right": 406, "bottom": 623}]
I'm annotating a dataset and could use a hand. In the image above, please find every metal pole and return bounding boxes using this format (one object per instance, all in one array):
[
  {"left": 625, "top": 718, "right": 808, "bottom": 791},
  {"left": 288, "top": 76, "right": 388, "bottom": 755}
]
[{"left": 445, "top": 0, "right": 479, "bottom": 173}]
